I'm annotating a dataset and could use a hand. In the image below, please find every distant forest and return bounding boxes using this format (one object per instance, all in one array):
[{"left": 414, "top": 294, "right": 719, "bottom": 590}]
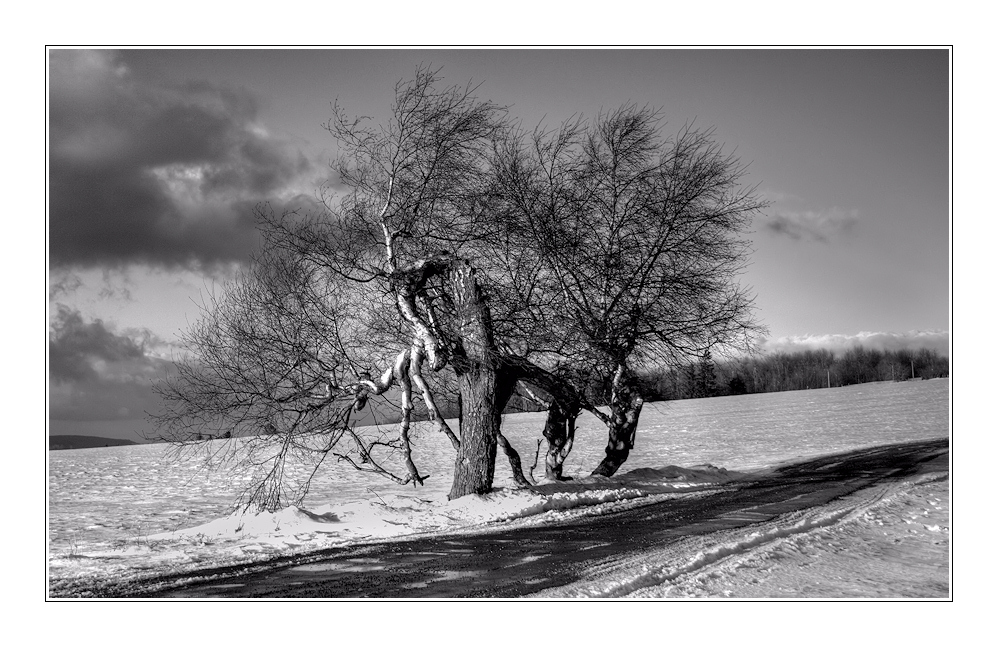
[
  {"left": 49, "top": 435, "right": 140, "bottom": 450},
  {"left": 187, "top": 345, "right": 951, "bottom": 434},
  {"left": 419, "top": 345, "right": 952, "bottom": 419},
  {"left": 633, "top": 346, "right": 950, "bottom": 402}
]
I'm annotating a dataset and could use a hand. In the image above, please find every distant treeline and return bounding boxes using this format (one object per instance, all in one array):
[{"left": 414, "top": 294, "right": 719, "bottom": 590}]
[
  {"left": 49, "top": 435, "right": 140, "bottom": 450},
  {"left": 634, "top": 346, "right": 950, "bottom": 402},
  {"left": 235, "top": 346, "right": 950, "bottom": 432}
]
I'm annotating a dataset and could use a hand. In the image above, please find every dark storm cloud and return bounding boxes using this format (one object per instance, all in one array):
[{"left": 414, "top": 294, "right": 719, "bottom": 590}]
[
  {"left": 50, "top": 304, "right": 143, "bottom": 382},
  {"left": 49, "top": 304, "right": 174, "bottom": 421},
  {"left": 49, "top": 50, "right": 318, "bottom": 270}
]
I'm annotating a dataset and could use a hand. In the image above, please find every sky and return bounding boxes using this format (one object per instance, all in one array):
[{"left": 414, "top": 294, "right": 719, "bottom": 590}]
[{"left": 47, "top": 48, "right": 951, "bottom": 440}]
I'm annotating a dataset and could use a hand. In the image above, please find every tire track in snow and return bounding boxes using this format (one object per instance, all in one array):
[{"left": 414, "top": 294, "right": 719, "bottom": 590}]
[{"left": 541, "top": 473, "right": 947, "bottom": 598}]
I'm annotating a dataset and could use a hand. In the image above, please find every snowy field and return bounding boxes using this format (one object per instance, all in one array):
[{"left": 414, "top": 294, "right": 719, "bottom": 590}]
[{"left": 48, "top": 378, "right": 949, "bottom": 597}]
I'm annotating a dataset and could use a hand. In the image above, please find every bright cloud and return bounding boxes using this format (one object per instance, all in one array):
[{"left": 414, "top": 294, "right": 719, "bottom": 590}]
[{"left": 763, "top": 330, "right": 949, "bottom": 356}]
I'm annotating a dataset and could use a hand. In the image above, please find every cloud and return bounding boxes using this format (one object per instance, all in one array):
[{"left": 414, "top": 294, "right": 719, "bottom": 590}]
[
  {"left": 48, "top": 304, "right": 175, "bottom": 423},
  {"left": 49, "top": 50, "right": 321, "bottom": 271},
  {"left": 49, "top": 272, "right": 83, "bottom": 300},
  {"left": 762, "top": 330, "right": 949, "bottom": 356},
  {"left": 764, "top": 207, "right": 859, "bottom": 242}
]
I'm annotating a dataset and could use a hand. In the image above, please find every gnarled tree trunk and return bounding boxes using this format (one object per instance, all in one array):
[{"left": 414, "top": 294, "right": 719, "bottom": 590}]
[
  {"left": 447, "top": 261, "right": 513, "bottom": 499},
  {"left": 542, "top": 399, "right": 580, "bottom": 480},
  {"left": 450, "top": 363, "right": 500, "bottom": 498},
  {"left": 497, "top": 432, "right": 533, "bottom": 487},
  {"left": 591, "top": 364, "right": 644, "bottom": 477},
  {"left": 500, "top": 355, "right": 590, "bottom": 480}
]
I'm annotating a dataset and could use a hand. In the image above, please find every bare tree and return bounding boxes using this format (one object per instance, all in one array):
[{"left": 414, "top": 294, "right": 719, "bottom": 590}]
[
  {"left": 154, "top": 70, "right": 765, "bottom": 510},
  {"left": 157, "top": 67, "right": 531, "bottom": 504},
  {"left": 494, "top": 106, "right": 766, "bottom": 476},
  {"left": 319, "top": 68, "right": 522, "bottom": 499},
  {"left": 152, "top": 231, "right": 424, "bottom": 510}
]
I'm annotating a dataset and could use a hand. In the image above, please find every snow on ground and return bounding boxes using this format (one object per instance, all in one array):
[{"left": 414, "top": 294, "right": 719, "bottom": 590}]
[
  {"left": 47, "top": 470, "right": 742, "bottom": 596},
  {"left": 533, "top": 473, "right": 949, "bottom": 598},
  {"left": 48, "top": 378, "right": 949, "bottom": 597}
]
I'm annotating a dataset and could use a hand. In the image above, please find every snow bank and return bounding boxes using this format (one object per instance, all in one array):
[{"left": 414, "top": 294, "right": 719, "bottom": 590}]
[
  {"left": 147, "top": 467, "right": 735, "bottom": 549},
  {"left": 49, "top": 466, "right": 737, "bottom": 596}
]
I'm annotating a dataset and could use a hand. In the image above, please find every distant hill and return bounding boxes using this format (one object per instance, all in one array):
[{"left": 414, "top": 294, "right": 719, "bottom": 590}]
[{"left": 49, "top": 435, "right": 141, "bottom": 450}]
